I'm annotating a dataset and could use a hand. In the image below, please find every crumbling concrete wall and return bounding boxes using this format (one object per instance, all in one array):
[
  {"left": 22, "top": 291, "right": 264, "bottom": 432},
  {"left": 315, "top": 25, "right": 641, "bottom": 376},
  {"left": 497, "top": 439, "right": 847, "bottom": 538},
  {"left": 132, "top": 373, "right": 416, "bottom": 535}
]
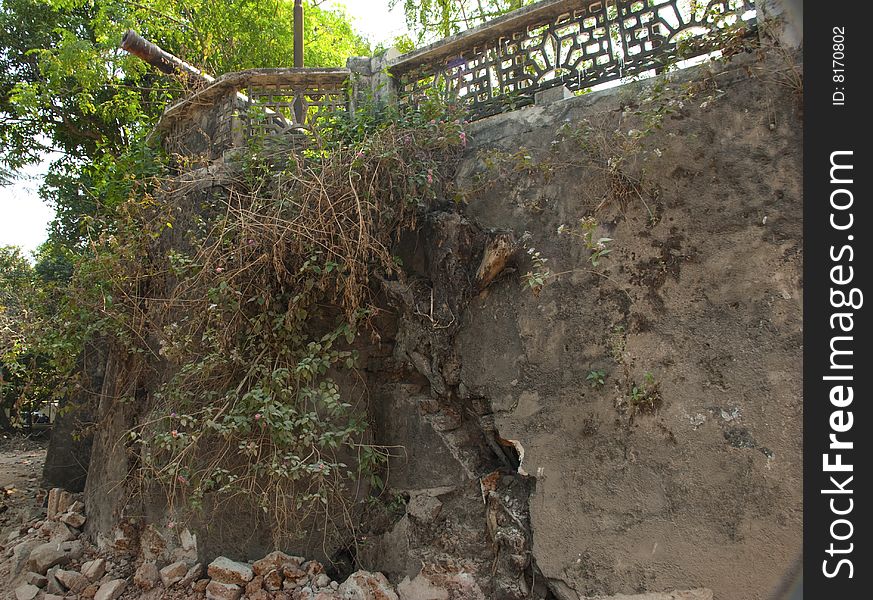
[
  {"left": 66, "top": 48, "right": 801, "bottom": 600},
  {"left": 326, "top": 50, "right": 802, "bottom": 600},
  {"left": 447, "top": 53, "right": 803, "bottom": 599}
]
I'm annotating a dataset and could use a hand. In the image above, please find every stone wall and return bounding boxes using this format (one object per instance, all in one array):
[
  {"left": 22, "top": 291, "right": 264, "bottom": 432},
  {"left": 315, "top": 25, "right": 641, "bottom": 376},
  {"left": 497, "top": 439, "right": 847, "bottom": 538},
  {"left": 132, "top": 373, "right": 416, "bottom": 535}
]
[
  {"left": 448, "top": 52, "right": 803, "bottom": 599},
  {"left": 60, "top": 46, "right": 802, "bottom": 600}
]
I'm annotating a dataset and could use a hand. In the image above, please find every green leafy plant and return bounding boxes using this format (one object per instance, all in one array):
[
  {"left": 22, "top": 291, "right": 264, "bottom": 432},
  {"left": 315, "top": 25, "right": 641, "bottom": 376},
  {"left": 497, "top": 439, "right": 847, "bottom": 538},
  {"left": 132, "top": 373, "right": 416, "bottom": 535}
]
[
  {"left": 558, "top": 216, "right": 612, "bottom": 266},
  {"left": 39, "top": 95, "right": 470, "bottom": 546},
  {"left": 522, "top": 246, "right": 550, "bottom": 294},
  {"left": 629, "top": 371, "right": 662, "bottom": 414},
  {"left": 586, "top": 368, "right": 606, "bottom": 388}
]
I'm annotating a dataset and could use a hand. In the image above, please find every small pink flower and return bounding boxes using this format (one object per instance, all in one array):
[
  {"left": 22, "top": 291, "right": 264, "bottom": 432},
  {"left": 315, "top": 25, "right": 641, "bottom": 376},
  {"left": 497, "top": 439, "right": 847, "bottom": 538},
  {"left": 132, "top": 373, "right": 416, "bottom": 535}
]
[
  {"left": 167, "top": 521, "right": 175, "bottom": 529},
  {"left": 177, "top": 475, "right": 187, "bottom": 485},
  {"left": 247, "top": 239, "right": 255, "bottom": 246},
  {"left": 355, "top": 151, "right": 364, "bottom": 159},
  {"left": 171, "top": 430, "right": 178, "bottom": 438},
  {"left": 254, "top": 413, "right": 261, "bottom": 420},
  {"left": 170, "top": 412, "right": 177, "bottom": 418},
  {"left": 215, "top": 267, "right": 224, "bottom": 273},
  {"left": 426, "top": 170, "right": 433, "bottom": 184},
  {"left": 459, "top": 131, "right": 467, "bottom": 147}
]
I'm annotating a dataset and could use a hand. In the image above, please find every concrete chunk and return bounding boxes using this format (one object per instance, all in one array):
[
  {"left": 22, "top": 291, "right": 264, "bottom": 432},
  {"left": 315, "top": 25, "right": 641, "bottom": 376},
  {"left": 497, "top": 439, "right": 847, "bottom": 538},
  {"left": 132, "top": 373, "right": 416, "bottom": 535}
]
[
  {"left": 253, "top": 550, "right": 292, "bottom": 576},
  {"left": 179, "top": 563, "right": 204, "bottom": 588},
  {"left": 206, "top": 580, "right": 243, "bottom": 600},
  {"left": 14, "top": 584, "right": 40, "bottom": 600},
  {"left": 26, "top": 542, "right": 74, "bottom": 574},
  {"left": 94, "top": 579, "right": 127, "bottom": 600},
  {"left": 81, "top": 557, "right": 107, "bottom": 582},
  {"left": 55, "top": 568, "right": 90, "bottom": 593},
  {"left": 11, "top": 540, "right": 40, "bottom": 575},
  {"left": 160, "top": 560, "right": 189, "bottom": 587},
  {"left": 133, "top": 561, "right": 160, "bottom": 590},
  {"left": 60, "top": 511, "right": 86, "bottom": 529},
  {"left": 208, "top": 556, "right": 254, "bottom": 584},
  {"left": 337, "top": 570, "right": 399, "bottom": 600},
  {"left": 38, "top": 520, "right": 76, "bottom": 543}
]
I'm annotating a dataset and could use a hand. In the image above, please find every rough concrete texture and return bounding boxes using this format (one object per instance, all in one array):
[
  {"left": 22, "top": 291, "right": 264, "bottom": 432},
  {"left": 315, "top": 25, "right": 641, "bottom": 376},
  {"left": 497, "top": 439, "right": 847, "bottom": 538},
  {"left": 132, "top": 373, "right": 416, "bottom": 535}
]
[
  {"left": 205, "top": 579, "right": 243, "bottom": 600},
  {"left": 81, "top": 557, "right": 107, "bottom": 582},
  {"left": 208, "top": 556, "right": 255, "bottom": 584},
  {"left": 93, "top": 578, "right": 126, "bottom": 600},
  {"left": 82, "top": 353, "right": 142, "bottom": 548},
  {"left": 133, "top": 561, "right": 160, "bottom": 590},
  {"left": 160, "top": 560, "right": 189, "bottom": 587},
  {"left": 14, "top": 584, "right": 40, "bottom": 600},
  {"left": 450, "top": 54, "right": 802, "bottom": 599},
  {"left": 337, "top": 570, "right": 399, "bottom": 600}
]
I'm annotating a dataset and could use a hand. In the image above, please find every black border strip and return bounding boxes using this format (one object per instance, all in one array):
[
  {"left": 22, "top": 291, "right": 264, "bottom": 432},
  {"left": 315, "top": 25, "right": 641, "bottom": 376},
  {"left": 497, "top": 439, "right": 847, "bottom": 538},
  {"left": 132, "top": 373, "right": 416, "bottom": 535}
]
[{"left": 803, "top": 1, "right": 870, "bottom": 595}]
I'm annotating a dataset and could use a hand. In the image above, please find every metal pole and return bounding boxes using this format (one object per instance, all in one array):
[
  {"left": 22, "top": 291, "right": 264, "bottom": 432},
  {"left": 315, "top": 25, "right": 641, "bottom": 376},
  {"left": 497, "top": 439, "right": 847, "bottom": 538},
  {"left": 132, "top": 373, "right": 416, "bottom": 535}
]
[
  {"left": 294, "top": 0, "right": 304, "bottom": 68},
  {"left": 293, "top": 0, "right": 304, "bottom": 123}
]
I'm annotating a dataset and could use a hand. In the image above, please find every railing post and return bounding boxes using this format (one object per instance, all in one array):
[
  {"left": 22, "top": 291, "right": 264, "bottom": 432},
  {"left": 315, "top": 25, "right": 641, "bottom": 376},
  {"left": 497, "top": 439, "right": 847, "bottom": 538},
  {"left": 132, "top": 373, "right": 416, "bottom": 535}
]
[
  {"left": 347, "top": 49, "right": 401, "bottom": 117},
  {"left": 371, "top": 49, "right": 401, "bottom": 107}
]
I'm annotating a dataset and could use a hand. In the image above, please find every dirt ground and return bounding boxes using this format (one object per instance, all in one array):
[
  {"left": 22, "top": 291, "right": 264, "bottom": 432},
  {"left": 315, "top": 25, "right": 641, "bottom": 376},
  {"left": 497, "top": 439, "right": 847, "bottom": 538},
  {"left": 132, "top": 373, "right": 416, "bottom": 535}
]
[
  {"left": 0, "top": 434, "right": 46, "bottom": 523},
  {"left": 0, "top": 434, "right": 49, "bottom": 597}
]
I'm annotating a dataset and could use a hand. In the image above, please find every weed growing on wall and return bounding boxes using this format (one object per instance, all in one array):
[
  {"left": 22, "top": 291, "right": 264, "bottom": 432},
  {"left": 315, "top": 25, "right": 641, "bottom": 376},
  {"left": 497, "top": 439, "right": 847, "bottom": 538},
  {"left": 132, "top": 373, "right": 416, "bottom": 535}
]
[
  {"left": 521, "top": 246, "right": 550, "bottom": 294},
  {"left": 627, "top": 371, "right": 662, "bottom": 416},
  {"left": 558, "top": 217, "right": 613, "bottom": 266}
]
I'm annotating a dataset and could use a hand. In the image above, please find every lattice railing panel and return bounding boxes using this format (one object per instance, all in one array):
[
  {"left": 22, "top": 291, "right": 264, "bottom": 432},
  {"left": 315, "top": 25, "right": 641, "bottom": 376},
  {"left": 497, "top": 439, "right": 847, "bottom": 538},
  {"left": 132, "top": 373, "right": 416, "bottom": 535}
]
[
  {"left": 245, "top": 81, "right": 348, "bottom": 137},
  {"left": 392, "top": 0, "right": 757, "bottom": 119}
]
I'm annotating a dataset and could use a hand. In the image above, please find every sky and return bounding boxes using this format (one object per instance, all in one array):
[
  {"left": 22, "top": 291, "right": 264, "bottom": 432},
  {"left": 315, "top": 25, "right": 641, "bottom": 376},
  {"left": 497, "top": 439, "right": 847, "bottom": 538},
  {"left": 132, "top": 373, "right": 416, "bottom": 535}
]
[
  {"left": 0, "top": 153, "right": 61, "bottom": 255},
  {"left": 0, "top": 0, "right": 408, "bottom": 257}
]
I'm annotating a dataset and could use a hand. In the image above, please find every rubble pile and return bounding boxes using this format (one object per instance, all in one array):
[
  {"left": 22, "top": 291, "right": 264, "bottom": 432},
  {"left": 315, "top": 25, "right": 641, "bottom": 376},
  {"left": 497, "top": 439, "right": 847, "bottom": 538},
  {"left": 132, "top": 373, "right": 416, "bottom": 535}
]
[{"left": 0, "top": 488, "right": 411, "bottom": 600}]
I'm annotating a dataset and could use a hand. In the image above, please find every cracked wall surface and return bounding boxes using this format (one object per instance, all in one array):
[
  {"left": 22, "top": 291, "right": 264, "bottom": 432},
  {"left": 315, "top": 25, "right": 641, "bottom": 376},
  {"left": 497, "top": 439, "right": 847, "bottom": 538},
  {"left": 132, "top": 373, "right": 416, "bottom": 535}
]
[
  {"left": 449, "top": 54, "right": 802, "bottom": 599},
  {"left": 64, "top": 49, "right": 801, "bottom": 600}
]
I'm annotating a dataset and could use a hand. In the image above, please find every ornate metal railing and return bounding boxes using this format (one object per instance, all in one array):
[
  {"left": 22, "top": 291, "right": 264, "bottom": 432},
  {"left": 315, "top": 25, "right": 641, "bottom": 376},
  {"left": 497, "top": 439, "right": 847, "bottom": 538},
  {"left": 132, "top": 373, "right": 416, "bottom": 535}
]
[
  {"left": 149, "top": 0, "right": 760, "bottom": 158},
  {"left": 389, "top": 0, "right": 757, "bottom": 119},
  {"left": 155, "top": 68, "right": 350, "bottom": 158}
]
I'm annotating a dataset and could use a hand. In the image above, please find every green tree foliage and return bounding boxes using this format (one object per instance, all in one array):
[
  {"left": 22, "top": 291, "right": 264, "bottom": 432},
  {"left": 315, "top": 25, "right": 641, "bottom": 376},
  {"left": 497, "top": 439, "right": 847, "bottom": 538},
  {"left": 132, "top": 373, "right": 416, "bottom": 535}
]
[
  {"left": 392, "top": 0, "right": 533, "bottom": 42},
  {"left": 0, "top": 246, "right": 33, "bottom": 337},
  {"left": 1, "top": 0, "right": 368, "bottom": 248},
  {"left": 0, "top": 246, "right": 43, "bottom": 427},
  {"left": 0, "top": 243, "right": 84, "bottom": 430}
]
